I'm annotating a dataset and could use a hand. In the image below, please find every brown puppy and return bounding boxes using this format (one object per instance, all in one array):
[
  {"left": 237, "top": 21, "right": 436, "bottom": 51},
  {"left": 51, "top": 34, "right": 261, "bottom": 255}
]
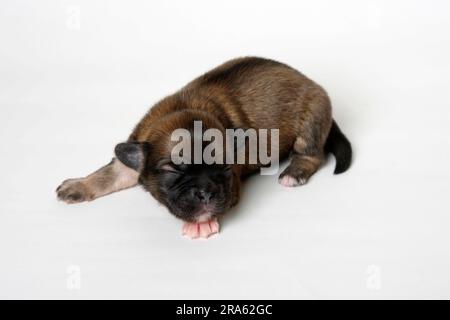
[{"left": 56, "top": 57, "right": 352, "bottom": 239}]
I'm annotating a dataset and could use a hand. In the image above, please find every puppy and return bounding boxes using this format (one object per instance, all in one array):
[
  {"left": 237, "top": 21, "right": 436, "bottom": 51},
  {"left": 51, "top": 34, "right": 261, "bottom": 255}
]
[{"left": 56, "top": 57, "right": 352, "bottom": 239}]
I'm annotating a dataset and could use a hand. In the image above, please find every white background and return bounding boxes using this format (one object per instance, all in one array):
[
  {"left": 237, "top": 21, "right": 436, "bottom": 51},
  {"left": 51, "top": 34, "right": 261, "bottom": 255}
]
[{"left": 1, "top": 0, "right": 450, "bottom": 299}]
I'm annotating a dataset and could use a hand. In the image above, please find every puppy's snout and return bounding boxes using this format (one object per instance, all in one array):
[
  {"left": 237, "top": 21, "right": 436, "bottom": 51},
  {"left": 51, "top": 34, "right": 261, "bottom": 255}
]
[{"left": 194, "top": 189, "right": 215, "bottom": 204}]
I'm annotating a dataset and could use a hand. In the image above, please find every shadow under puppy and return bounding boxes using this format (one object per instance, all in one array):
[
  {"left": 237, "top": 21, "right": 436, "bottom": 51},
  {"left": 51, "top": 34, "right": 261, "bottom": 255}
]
[{"left": 56, "top": 57, "right": 352, "bottom": 239}]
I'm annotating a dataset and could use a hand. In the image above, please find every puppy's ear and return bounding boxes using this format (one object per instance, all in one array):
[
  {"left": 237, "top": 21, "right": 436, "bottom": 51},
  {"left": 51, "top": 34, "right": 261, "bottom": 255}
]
[{"left": 114, "top": 142, "right": 150, "bottom": 172}]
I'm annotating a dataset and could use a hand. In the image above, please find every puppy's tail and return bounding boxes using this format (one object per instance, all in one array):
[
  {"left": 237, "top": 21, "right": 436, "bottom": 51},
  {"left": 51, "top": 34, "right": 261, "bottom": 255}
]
[{"left": 324, "top": 120, "right": 352, "bottom": 174}]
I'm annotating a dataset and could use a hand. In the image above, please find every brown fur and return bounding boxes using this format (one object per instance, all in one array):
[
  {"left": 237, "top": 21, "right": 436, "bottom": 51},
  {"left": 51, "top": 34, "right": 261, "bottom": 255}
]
[
  {"left": 57, "top": 57, "right": 344, "bottom": 212},
  {"left": 130, "top": 57, "right": 332, "bottom": 183}
]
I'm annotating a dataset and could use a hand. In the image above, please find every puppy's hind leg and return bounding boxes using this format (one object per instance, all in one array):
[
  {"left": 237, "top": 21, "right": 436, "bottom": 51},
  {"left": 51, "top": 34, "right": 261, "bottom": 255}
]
[
  {"left": 278, "top": 92, "right": 332, "bottom": 187},
  {"left": 278, "top": 137, "right": 324, "bottom": 187},
  {"left": 56, "top": 158, "right": 139, "bottom": 204}
]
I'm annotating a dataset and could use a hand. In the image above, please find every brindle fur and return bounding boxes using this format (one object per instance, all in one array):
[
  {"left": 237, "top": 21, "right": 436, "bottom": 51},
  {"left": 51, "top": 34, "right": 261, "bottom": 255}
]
[{"left": 57, "top": 57, "right": 351, "bottom": 214}]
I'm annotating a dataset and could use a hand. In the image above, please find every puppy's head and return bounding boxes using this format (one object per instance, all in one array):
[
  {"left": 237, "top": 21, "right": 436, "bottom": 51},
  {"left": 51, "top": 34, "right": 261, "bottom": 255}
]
[
  {"left": 153, "top": 162, "right": 235, "bottom": 222},
  {"left": 115, "top": 114, "right": 238, "bottom": 222}
]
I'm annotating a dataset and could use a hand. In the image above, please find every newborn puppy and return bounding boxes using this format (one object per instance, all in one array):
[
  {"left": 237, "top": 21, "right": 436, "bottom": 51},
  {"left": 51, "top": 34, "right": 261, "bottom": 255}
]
[{"left": 56, "top": 57, "right": 352, "bottom": 239}]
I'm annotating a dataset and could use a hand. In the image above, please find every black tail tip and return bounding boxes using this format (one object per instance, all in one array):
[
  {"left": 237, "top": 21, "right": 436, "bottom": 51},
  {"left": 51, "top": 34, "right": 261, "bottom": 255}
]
[
  {"left": 333, "top": 155, "right": 352, "bottom": 174},
  {"left": 332, "top": 139, "right": 352, "bottom": 174},
  {"left": 325, "top": 121, "right": 352, "bottom": 175}
]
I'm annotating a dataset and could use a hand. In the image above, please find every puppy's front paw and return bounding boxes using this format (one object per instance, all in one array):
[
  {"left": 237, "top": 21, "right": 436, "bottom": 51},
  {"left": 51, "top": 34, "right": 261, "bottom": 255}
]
[
  {"left": 182, "top": 219, "right": 220, "bottom": 239},
  {"left": 56, "top": 178, "right": 92, "bottom": 204}
]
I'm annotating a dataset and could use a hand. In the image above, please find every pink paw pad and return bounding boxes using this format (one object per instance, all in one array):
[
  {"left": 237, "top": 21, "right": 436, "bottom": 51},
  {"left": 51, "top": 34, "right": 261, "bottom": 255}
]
[
  {"left": 182, "top": 219, "right": 220, "bottom": 239},
  {"left": 279, "top": 175, "right": 298, "bottom": 187},
  {"left": 278, "top": 175, "right": 307, "bottom": 187}
]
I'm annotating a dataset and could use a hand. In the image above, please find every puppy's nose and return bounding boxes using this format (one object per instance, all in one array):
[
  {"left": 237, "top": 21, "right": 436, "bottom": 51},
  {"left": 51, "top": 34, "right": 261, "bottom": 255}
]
[{"left": 195, "top": 190, "right": 215, "bottom": 203}]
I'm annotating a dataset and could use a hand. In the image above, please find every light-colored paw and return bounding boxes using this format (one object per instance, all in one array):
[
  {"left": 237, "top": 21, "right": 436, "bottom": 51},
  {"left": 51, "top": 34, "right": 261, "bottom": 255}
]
[
  {"left": 56, "top": 178, "right": 93, "bottom": 204},
  {"left": 278, "top": 175, "right": 307, "bottom": 187},
  {"left": 182, "top": 219, "right": 220, "bottom": 239}
]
